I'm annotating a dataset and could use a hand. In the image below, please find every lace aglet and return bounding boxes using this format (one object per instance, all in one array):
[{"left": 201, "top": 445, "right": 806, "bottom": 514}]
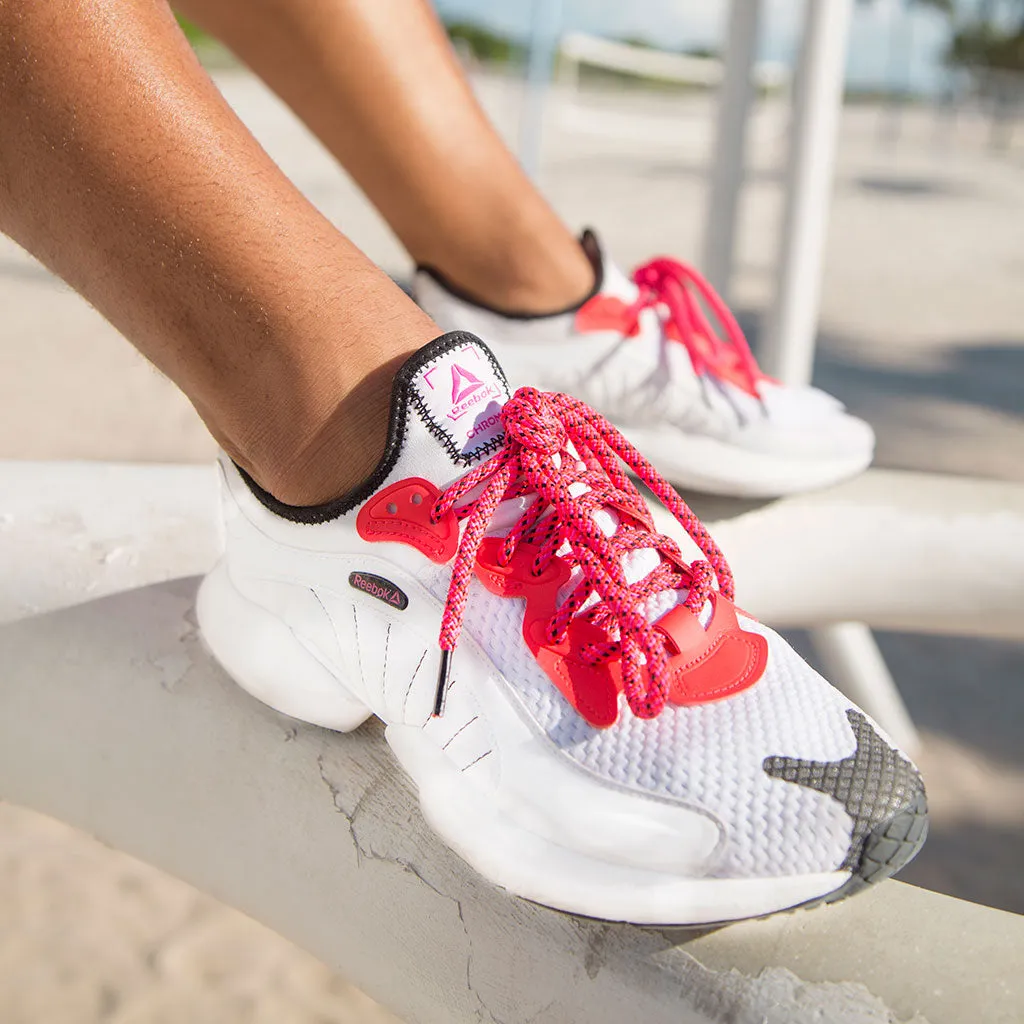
[{"left": 432, "top": 648, "right": 453, "bottom": 718}]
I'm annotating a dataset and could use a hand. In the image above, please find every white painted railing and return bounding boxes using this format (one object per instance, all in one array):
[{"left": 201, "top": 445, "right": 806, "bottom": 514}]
[
  {"left": 2, "top": 460, "right": 1023, "bottom": 1023},
  {"left": 558, "top": 31, "right": 789, "bottom": 92},
  {"left": 6, "top": 461, "right": 1022, "bottom": 643}
]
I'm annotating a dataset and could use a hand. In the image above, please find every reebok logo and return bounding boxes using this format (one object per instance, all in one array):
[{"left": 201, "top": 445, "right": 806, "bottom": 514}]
[
  {"left": 420, "top": 345, "right": 502, "bottom": 423},
  {"left": 450, "top": 363, "right": 485, "bottom": 405},
  {"left": 445, "top": 361, "right": 500, "bottom": 423},
  {"left": 348, "top": 572, "right": 409, "bottom": 610},
  {"left": 416, "top": 342, "right": 509, "bottom": 458}
]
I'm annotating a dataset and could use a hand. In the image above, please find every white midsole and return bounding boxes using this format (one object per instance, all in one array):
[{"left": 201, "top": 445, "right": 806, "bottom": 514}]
[
  {"left": 617, "top": 423, "right": 873, "bottom": 498},
  {"left": 197, "top": 561, "right": 848, "bottom": 925},
  {"left": 197, "top": 561, "right": 373, "bottom": 732},
  {"left": 386, "top": 723, "right": 845, "bottom": 925}
]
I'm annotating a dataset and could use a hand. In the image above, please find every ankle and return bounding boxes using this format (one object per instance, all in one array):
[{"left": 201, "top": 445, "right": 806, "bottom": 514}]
[
  {"left": 216, "top": 327, "right": 436, "bottom": 507},
  {"left": 263, "top": 349, "right": 415, "bottom": 506},
  {"left": 419, "top": 219, "right": 595, "bottom": 317},
  {"left": 474, "top": 250, "right": 593, "bottom": 315},
  {"left": 468, "top": 264, "right": 593, "bottom": 316}
]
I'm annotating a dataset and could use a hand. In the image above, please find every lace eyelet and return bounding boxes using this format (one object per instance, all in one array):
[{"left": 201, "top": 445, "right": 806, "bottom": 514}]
[{"left": 428, "top": 381, "right": 736, "bottom": 726}]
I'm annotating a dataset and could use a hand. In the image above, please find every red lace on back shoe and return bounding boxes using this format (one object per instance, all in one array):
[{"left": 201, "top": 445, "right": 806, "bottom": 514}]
[
  {"left": 630, "top": 257, "right": 766, "bottom": 398},
  {"left": 430, "top": 387, "right": 738, "bottom": 721}
]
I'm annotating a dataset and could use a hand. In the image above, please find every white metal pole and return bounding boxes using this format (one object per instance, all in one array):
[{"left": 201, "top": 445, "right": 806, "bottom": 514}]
[
  {"left": 519, "top": 0, "right": 565, "bottom": 180},
  {"left": 759, "top": 0, "right": 913, "bottom": 750},
  {"left": 762, "top": 0, "right": 854, "bottom": 386},
  {"left": 701, "top": 0, "right": 763, "bottom": 302},
  {"left": 811, "top": 622, "right": 920, "bottom": 755}
]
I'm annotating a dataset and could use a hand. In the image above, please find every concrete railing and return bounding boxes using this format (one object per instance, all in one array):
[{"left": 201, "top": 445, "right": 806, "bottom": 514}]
[
  {"left": 558, "top": 31, "right": 790, "bottom": 91},
  {"left": 2, "top": 460, "right": 1023, "bottom": 1023},
  {"left": 652, "top": 469, "right": 1024, "bottom": 642}
]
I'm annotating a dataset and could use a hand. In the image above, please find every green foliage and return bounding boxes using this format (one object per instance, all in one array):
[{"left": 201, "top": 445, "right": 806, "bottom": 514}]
[
  {"left": 173, "top": 12, "right": 235, "bottom": 68},
  {"left": 683, "top": 45, "right": 721, "bottom": 60},
  {"left": 607, "top": 37, "right": 720, "bottom": 61},
  {"left": 949, "top": 24, "right": 1024, "bottom": 70},
  {"left": 445, "top": 21, "right": 523, "bottom": 63},
  {"left": 175, "top": 14, "right": 209, "bottom": 46},
  {"left": 912, "top": 0, "right": 1024, "bottom": 72}
]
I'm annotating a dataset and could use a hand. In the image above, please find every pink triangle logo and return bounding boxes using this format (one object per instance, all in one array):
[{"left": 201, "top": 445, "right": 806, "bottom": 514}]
[{"left": 450, "top": 364, "right": 485, "bottom": 405}]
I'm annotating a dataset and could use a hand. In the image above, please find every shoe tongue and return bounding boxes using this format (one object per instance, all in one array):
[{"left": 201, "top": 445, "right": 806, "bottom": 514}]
[
  {"left": 399, "top": 331, "right": 511, "bottom": 469},
  {"left": 397, "top": 333, "right": 698, "bottom": 622}
]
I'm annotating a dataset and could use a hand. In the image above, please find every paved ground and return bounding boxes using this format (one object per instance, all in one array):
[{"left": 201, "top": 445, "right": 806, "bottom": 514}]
[{"left": 0, "top": 68, "right": 1022, "bottom": 1023}]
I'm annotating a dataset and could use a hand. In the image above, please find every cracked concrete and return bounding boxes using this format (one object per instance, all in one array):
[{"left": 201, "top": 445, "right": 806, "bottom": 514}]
[
  {"left": 315, "top": 751, "right": 500, "bottom": 1023},
  {"left": 3, "top": 576, "right": 1023, "bottom": 1023},
  {"left": 302, "top": 671, "right": 945, "bottom": 1024}
]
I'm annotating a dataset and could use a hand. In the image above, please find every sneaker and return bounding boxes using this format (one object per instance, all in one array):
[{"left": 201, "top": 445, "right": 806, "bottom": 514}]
[
  {"left": 197, "top": 331, "right": 925, "bottom": 925},
  {"left": 415, "top": 232, "right": 875, "bottom": 498}
]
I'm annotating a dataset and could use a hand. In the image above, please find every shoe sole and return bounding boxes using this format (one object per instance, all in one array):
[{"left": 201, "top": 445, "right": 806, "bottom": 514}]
[
  {"left": 197, "top": 561, "right": 373, "bottom": 732},
  {"left": 617, "top": 423, "right": 874, "bottom": 498},
  {"left": 197, "top": 562, "right": 925, "bottom": 926}
]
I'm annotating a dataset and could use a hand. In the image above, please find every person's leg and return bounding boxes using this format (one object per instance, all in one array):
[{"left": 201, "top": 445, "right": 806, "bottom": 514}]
[
  {"left": 0, "top": 0, "right": 439, "bottom": 505},
  {"left": 174, "top": 0, "right": 594, "bottom": 315},
  {"left": 169, "top": 0, "right": 877, "bottom": 500}
]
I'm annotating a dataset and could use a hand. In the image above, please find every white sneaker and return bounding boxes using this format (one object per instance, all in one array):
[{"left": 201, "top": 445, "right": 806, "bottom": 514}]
[
  {"left": 415, "top": 232, "right": 875, "bottom": 497},
  {"left": 198, "top": 331, "right": 925, "bottom": 925}
]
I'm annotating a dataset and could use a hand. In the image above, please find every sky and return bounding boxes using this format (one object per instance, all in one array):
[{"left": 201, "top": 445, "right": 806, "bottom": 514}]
[{"left": 432, "top": 0, "right": 959, "bottom": 95}]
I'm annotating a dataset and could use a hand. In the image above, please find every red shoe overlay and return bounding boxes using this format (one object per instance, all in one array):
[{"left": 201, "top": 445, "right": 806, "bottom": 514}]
[
  {"left": 474, "top": 537, "right": 764, "bottom": 729},
  {"left": 356, "top": 478, "right": 459, "bottom": 564},
  {"left": 361, "top": 387, "right": 758, "bottom": 725},
  {"left": 656, "top": 596, "right": 767, "bottom": 706},
  {"left": 474, "top": 537, "right": 619, "bottom": 727},
  {"left": 575, "top": 294, "right": 643, "bottom": 337},
  {"left": 574, "top": 258, "right": 768, "bottom": 398}
]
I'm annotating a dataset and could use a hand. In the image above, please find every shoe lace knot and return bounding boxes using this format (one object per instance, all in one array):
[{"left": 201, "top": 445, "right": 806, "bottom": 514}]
[
  {"left": 500, "top": 387, "right": 568, "bottom": 455},
  {"left": 430, "top": 386, "right": 735, "bottom": 721},
  {"left": 631, "top": 256, "right": 766, "bottom": 397}
]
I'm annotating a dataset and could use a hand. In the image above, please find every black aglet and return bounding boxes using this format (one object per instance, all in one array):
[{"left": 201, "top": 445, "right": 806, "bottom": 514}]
[{"left": 433, "top": 648, "right": 453, "bottom": 718}]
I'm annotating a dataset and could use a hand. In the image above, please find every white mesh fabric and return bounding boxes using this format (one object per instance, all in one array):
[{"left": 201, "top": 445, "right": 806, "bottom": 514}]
[{"left": 423, "top": 568, "right": 857, "bottom": 878}]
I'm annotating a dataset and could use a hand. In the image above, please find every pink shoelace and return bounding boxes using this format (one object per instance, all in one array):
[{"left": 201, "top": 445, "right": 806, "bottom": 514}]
[
  {"left": 430, "top": 387, "right": 734, "bottom": 721},
  {"left": 630, "top": 257, "right": 765, "bottom": 396}
]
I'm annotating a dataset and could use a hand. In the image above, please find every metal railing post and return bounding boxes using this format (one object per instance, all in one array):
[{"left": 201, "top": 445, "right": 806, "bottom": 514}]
[
  {"left": 763, "top": 0, "right": 853, "bottom": 385},
  {"left": 702, "top": 0, "right": 763, "bottom": 302},
  {"left": 760, "top": 0, "right": 917, "bottom": 753},
  {"left": 518, "top": 0, "right": 565, "bottom": 180}
]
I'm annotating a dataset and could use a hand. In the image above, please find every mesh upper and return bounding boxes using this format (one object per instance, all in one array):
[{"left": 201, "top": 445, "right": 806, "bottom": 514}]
[{"left": 425, "top": 569, "right": 859, "bottom": 878}]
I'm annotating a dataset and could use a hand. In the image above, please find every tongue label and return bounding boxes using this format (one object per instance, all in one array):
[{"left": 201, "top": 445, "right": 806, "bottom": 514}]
[{"left": 412, "top": 340, "right": 508, "bottom": 462}]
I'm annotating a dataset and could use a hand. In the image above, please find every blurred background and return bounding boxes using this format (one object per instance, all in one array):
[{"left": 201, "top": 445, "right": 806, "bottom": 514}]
[{"left": 0, "top": 0, "right": 1022, "bottom": 1021}]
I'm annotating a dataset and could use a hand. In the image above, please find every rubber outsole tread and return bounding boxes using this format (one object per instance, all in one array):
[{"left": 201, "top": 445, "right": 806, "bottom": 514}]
[{"left": 648, "top": 791, "right": 929, "bottom": 932}]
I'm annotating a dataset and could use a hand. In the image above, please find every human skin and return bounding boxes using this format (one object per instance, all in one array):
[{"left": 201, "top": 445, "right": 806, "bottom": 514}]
[
  {"left": 0, "top": 0, "right": 440, "bottom": 504},
  {"left": 175, "top": 0, "right": 595, "bottom": 315}
]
